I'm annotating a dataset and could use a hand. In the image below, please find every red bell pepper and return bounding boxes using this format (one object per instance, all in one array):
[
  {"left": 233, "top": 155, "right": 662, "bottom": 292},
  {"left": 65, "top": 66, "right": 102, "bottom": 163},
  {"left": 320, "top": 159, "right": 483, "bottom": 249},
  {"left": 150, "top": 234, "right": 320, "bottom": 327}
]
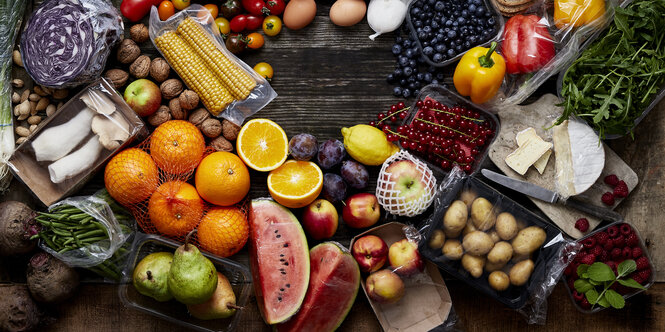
[
  {"left": 120, "top": 0, "right": 162, "bottom": 22},
  {"left": 501, "top": 15, "right": 556, "bottom": 75}
]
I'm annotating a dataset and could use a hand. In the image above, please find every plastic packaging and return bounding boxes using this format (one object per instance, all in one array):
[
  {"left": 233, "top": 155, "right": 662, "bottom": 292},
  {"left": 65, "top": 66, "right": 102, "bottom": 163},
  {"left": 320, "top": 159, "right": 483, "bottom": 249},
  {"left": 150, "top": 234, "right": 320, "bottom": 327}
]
[
  {"left": 418, "top": 167, "right": 579, "bottom": 324},
  {"left": 149, "top": 5, "right": 276, "bottom": 126},
  {"left": 119, "top": 233, "right": 252, "bottom": 332},
  {"left": 19, "top": 0, "right": 123, "bottom": 88},
  {"left": 368, "top": 0, "right": 412, "bottom": 40}
]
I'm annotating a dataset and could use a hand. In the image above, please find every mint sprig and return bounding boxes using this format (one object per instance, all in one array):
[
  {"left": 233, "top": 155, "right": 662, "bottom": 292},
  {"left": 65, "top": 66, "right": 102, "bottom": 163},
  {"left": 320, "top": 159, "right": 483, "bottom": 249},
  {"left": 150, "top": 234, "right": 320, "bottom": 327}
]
[{"left": 573, "top": 260, "right": 646, "bottom": 309}]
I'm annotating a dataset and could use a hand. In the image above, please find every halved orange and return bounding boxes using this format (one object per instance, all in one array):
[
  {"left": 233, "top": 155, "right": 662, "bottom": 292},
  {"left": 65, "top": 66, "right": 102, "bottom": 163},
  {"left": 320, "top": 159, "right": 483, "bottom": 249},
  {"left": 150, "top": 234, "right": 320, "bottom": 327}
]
[
  {"left": 236, "top": 119, "right": 288, "bottom": 172},
  {"left": 267, "top": 160, "right": 323, "bottom": 208}
]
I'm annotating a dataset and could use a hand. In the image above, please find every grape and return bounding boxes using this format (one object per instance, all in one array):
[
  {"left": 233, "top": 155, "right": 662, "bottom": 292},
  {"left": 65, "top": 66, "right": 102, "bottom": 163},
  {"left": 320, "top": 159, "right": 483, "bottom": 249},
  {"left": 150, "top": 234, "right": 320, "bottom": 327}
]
[
  {"left": 340, "top": 160, "right": 369, "bottom": 189},
  {"left": 316, "top": 139, "right": 346, "bottom": 169},
  {"left": 322, "top": 173, "right": 347, "bottom": 203},
  {"left": 289, "top": 133, "right": 318, "bottom": 161}
]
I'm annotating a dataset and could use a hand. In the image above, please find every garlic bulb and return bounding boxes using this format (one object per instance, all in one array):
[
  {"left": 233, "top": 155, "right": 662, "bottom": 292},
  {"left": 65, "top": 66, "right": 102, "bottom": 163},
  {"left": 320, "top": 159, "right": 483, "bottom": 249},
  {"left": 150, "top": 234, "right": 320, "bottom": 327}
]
[{"left": 368, "top": 0, "right": 409, "bottom": 40}]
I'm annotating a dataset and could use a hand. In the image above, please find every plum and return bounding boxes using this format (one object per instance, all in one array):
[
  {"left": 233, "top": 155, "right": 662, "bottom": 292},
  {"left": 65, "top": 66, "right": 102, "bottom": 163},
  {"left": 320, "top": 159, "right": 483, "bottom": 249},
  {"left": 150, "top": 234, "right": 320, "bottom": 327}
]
[
  {"left": 289, "top": 134, "right": 318, "bottom": 161},
  {"left": 322, "top": 173, "right": 347, "bottom": 203},
  {"left": 317, "top": 139, "right": 345, "bottom": 170},
  {"left": 340, "top": 160, "right": 369, "bottom": 189}
]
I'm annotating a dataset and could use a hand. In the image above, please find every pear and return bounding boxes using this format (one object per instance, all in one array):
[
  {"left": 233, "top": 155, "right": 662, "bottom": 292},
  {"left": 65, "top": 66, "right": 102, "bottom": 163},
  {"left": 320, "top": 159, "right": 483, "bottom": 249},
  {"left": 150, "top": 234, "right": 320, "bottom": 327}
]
[
  {"left": 132, "top": 252, "right": 174, "bottom": 302},
  {"left": 187, "top": 272, "right": 241, "bottom": 320},
  {"left": 168, "top": 230, "right": 218, "bottom": 305}
]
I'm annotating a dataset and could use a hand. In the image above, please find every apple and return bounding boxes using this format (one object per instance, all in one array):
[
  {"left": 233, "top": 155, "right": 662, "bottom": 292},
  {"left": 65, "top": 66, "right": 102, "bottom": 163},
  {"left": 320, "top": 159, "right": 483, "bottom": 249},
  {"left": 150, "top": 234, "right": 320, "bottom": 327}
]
[
  {"left": 383, "top": 160, "right": 432, "bottom": 203},
  {"left": 388, "top": 239, "right": 424, "bottom": 276},
  {"left": 302, "top": 199, "right": 338, "bottom": 240},
  {"left": 343, "top": 193, "right": 381, "bottom": 228},
  {"left": 352, "top": 235, "right": 388, "bottom": 273},
  {"left": 366, "top": 269, "right": 405, "bottom": 304},
  {"left": 124, "top": 79, "right": 161, "bottom": 117}
]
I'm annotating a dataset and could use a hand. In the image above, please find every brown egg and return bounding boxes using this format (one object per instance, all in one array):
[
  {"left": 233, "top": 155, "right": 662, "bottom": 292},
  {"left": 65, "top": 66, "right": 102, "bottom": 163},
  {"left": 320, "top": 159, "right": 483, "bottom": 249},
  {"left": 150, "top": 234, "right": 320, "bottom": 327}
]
[
  {"left": 330, "top": 0, "right": 367, "bottom": 27},
  {"left": 283, "top": 0, "right": 317, "bottom": 30}
]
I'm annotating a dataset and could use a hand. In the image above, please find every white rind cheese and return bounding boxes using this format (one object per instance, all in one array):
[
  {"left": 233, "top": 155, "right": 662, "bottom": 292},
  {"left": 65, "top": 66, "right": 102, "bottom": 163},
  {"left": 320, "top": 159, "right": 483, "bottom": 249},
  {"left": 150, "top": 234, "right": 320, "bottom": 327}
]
[
  {"left": 553, "top": 120, "right": 605, "bottom": 197},
  {"left": 516, "top": 128, "right": 552, "bottom": 174},
  {"left": 505, "top": 131, "right": 553, "bottom": 176}
]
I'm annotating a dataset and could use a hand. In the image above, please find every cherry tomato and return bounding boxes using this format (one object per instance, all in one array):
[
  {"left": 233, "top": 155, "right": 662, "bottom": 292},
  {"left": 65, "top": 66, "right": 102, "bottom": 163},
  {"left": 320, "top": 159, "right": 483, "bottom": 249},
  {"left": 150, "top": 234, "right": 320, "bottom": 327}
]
[
  {"left": 266, "top": 0, "right": 285, "bottom": 15},
  {"left": 226, "top": 33, "right": 247, "bottom": 54},
  {"left": 158, "top": 1, "right": 175, "bottom": 20},
  {"left": 246, "top": 15, "right": 263, "bottom": 30},
  {"left": 215, "top": 17, "right": 231, "bottom": 35},
  {"left": 253, "top": 62, "right": 273, "bottom": 80},
  {"left": 262, "top": 15, "right": 282, "bottom": 36},
  {"left": 246, "top": 32, "right": 265, "bottom": 49},
  {"left": 220, "top": 0, "right": 242, "bottom": 18},
  {"left": 242, "top": 0, "right": 267, "bottom": 16},
  {"left": 229, "top": 15, "right": 247, "bottom": 32},
  {"left": 172, "top": 0, "right": 190, "bottom": 10},
  {"left": 203, "top": 4, "right": 219, "bottom": 18}
]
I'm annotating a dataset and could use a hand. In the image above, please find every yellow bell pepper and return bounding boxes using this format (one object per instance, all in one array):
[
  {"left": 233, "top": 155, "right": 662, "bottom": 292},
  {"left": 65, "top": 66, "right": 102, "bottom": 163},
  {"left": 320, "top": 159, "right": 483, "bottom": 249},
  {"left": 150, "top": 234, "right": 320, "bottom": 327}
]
[
  {"left": 453, "top": 42, "right": 505, "bottom": 104},
  {"left": 554, "top": 0, "right": 606, "bottom": 29}
]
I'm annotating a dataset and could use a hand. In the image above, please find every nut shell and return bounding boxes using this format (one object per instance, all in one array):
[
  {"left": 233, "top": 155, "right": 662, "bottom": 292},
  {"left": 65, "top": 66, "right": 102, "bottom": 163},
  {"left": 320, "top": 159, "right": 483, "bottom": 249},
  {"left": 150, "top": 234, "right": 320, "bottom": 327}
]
[
  {"left": 148, "top": 106, "right": 172, "bottom": 126},
  {"left": 160, "top": 79, "right": 183, "bottom": 100},
  {"left": 178, "top": 90, "right": 199, "bottom": 111},
  {"left": 116, "top": 39, "right": 140, "bottom": 64},
  {"left": 129, "top": 24, "right": 150, "bottom": 43},
  {"left": 149, "top": 58, "right": 170, "bottom": 83},
  {"left": 209, "top": 136, "right": 233, "bottom": 152},
  {"left": 188, "top": 108, "right": 210, "bottom": 127},
  {"left": 169, "top": 98, "right": 186, "bottom": 120},
  {"left": 129, "top": 55, "right": 151, "bottom": 78},
  {"left": 104, "top": 69, "right": 129, "bottom": 88},
  {"left": 222, "top": 119, "right": 241, "bottom": 141},
  {"left": 201, "top": 118, "right": 222, "bottom": 138}
]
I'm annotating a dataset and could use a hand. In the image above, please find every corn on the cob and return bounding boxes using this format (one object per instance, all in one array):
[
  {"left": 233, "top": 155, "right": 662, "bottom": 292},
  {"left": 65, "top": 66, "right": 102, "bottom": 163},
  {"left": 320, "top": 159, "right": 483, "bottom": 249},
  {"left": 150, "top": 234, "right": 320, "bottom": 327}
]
[{"left": 155, "top": 32, "right": 233, "bottom": 115}]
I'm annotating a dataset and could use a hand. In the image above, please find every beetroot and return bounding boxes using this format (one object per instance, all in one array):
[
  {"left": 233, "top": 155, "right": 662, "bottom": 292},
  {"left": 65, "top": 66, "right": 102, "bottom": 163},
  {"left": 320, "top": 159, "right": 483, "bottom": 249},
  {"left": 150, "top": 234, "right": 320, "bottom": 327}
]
[
  {"left": 0, "top": 285, "right": 42, "bottom": 332},
  {"left": 0, "top": 201, "right": 38, "bottom": 256},
  {"left": 26, "top": 252, "right": 79, "bottom": 304}
]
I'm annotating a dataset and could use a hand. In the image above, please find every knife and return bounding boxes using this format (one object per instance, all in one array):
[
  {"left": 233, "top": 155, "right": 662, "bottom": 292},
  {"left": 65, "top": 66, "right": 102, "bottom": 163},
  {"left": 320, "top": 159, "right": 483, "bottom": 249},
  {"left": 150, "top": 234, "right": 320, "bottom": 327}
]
[{"left": 481, "top": 169, "right": 623, "bottom": 223}]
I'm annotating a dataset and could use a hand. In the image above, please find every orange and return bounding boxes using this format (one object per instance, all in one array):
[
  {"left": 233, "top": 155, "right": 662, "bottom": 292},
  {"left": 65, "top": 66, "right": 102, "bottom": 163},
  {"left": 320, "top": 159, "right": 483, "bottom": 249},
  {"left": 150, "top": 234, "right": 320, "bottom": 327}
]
[
  {"left": 267, "top": 160, "right": 323, "bottom": 208},
  {"left": 236, "top": 119, "right": 288, "bottom": 172},
  {"left": 197, "top": 206, "right": 249, "bottom": 257},
  {"left": 105, "top": 148, "right": 159, "bottom": 206},
  {"left": 195, "top": 152, "right": 250, "bottom": 206},
  {"left": 150, "top": 120, "right": 206, "bottom": 175},
  {"left": 148, "top": 181, "right": 204, "bottom": 237}
]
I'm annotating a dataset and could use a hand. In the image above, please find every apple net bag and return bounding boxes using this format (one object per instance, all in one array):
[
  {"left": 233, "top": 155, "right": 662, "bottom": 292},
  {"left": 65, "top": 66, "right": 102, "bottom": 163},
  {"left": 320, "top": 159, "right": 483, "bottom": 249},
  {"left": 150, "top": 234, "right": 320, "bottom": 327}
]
[{"left": 149, "top": 5, "right": 276, "bottom": 126}]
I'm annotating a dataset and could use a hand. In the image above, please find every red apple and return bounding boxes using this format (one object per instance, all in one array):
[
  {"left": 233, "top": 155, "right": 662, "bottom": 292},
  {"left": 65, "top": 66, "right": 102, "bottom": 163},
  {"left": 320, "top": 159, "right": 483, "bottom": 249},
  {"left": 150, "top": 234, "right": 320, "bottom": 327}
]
[
  {"left": 302, "top": 199, "right": 338, "bottom": 240},
  {"left": 366, "top": 269, "right": 405, "bottom": 304},
  {"left": 352, "top": 235, "right": 388, "bottom": 273},
  {"left": 124, "top": 79, "right": 161, "bottom": 117},
  {"left": 343, "top": 193, "right": 381, "bottom": 228},
  {"left": 388, "top": 239, "right": 424, "bottom": 276},
  {"left": 382, "top": 160, "right": 432, "bottom": 203}
]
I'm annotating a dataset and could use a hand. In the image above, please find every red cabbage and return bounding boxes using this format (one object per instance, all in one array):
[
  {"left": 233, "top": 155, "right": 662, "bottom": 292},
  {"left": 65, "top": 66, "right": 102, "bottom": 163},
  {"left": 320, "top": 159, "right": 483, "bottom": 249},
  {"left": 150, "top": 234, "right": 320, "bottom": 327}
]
[{"left": 20, "top": 0, "right": 123, "bottom": 88}]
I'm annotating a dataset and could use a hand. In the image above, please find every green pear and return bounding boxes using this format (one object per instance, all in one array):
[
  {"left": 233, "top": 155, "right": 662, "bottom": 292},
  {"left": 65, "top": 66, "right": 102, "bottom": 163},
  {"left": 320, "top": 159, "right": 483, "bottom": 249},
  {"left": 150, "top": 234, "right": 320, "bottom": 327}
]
[
  {"left": 168, "top": 231, "right": 218, "bottom": 305},
  {"left": 187, "top": 272, "right": 240, "bottom": 320},
  {"left": 132, "top": 252, "right": 174, "bottom": 302}
]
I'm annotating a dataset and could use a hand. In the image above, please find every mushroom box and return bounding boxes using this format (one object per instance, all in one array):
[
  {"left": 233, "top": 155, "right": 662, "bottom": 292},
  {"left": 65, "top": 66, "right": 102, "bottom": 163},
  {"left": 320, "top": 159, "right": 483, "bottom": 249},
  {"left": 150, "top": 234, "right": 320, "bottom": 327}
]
[{"left": 9, "top": 78, "right": 146, "bottom": 206}]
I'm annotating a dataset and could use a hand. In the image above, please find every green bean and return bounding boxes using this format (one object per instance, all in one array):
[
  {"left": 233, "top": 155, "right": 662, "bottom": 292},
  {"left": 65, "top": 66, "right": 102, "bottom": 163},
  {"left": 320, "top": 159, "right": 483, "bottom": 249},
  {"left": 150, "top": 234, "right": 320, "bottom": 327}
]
[
  {"left": 81, "top": 236, "right": 108, "bottom": 244},
  {"left": 38, "top": 233, "right": 57, "bottom": 249},
  {"left": 69, "top": 212, "right": 92, "bottom": 221},
  {"left": 54, "top": 207, "right": 80, "bottom": 214},
  {"left": 38, "top": 212, "right": 70, "bottom": 221},
  {"left": 72, "top": 233, "right": 83, "bottom": 247},
  {"left": 76, "top": 229, "right": 106, "bottom": 239},
  {"left": 58, "top": 247, "right": 74, "bottom": 254},
  {"left": 50, "top": 228, "right": 72, "bottom": 237},
  {"left": 63, "top": 237, "right": 74, "bottom": 246}
]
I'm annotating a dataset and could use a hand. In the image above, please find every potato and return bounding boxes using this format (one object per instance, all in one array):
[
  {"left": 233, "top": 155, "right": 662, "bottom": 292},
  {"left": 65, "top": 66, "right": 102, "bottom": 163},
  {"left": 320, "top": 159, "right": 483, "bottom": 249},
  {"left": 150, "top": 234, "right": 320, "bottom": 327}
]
[
  {"left": 511, "top": 226, "right": 546, "bottom": 256},
  {"left": 462, "top": 254, "right": 486, "bottom": 278},
  {"left": 511, "top": 252, "right": 532, "bottom": 263},
  {"left": 443, "top": 200, "right": 467, "bottom": 238},
  {"left": 495, "top": 212, "right": 518, "bottom": 240},
  {"left": 462, "top": 219, "right": 477, "bottom": 236},
  {"left": 509, "top": 259, "right": 535, "bottom": 286},
  {"left": 485, "top": 260, "right": 506, "bottom": 272},
  {"left": 487, "top": 241, "right": 513, "bottom": 265},
  {"left": 462, "top": 231, "right": 494, "bottom": 256},
  {"left": 459, "top": 190, "right": 477, "bottom": 208},
  {"left": 442, "top": 239, "right": 463, "bottom": 260},
  {"left": 488, "top": 271, "right": 510, "bottom": 291},
  {"left": 428, "top": 230, "right": 446, "bottom": 249},
  {"left": 470, "top": 197, "right": 496, "bottom": 231},
  {"left": 488, "top": 230, "right": 500, "bottom": 243}
]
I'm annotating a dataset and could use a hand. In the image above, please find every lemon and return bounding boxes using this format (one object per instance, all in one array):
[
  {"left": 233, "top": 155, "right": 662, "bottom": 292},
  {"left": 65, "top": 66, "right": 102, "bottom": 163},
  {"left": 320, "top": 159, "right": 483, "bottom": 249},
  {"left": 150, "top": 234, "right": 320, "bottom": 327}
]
[{"left": 341, "top": 125, "right": 400, "bottom": 166}]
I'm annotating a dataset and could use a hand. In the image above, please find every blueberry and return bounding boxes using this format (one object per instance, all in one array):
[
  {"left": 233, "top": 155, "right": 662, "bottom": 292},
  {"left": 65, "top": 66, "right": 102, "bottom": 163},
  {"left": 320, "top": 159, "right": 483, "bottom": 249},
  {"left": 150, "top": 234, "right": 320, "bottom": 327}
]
[
  {"left": 455, "top": 44, "right": 463, "bottom": 52},
  {"left": 399, "top": 78, "right": 407, "bottom": 86},
  {"left": 445, "top": 19, "right": 453, "bottom": 26},
  {"left": 431, "top": 78, "right": 439, "bottom": 84},
  {"left": 422, "top": 41, "right": 430, "bottom": 47},
  {"left": 469, "top": 36, "right": 478, "bottom": 44},
  {"left": 408, "top": 82, "right": 418, "bottom": 90},
  {"left": 423, "top": 26, "right": 432, "bottom": 34},
  {"left": 398, "top": 56, "right": 409, "bottom": 66},
  {"left": 407, "top": 75, "right": 416, "bottom": 83},
  {"left": 428, "top": 0, "right": 435, "bottom": 5},
  {"left": 431, "top": 21, "right": 440, "bottom": 29},
  {"left": 464, "top": 41, "right": 471, "bottom": 49},
  {"left": 414, "top": 89, "right": 420, "bottom": 96},
  {"left": 402, "top": 88, "right": 412, "bottom": 98},
  {"left": 405, "top": 48, "right": 415, "bottom": 58},
  {"left": 393, "top": 86, "right": 403, "bottom": 96},
  {"left": 392, "top": 44, "right": 402, "bottom": 55},
  {"left": 488, "top": 17, "right": 496, "bottom": 26},
  {"left": 449, "top": 40, "right": 457, "bottom": 48},
  {"left": 416, "top": 72, "right": 425, "bottom": 81},
  {"left": 402, "top": 39, "right": 412, "bottom": 48},
  {"left": 411, "top": 7, "right": 421, "bottom": 16},
  {"left": 447, "top": 49, "right": 456, "bottom": 57},
  {"left": 387, "top": 74, "right": 396, "bottom": 83},
  {"left": 435, "top": 44, "right": 446, "bottom": 53},
  {"left": 476, "top": 7, "right": 485, "bottom": 15},
  {"left": 423, "top": 46, "right": 434, "bottom": 56},
  {"left": 409, "top": 59, "right": 417, "bottom": 68},
  {"left": 437, "top": 33, "right": 444, "bottom": 40},
  {"left": 458, "top": 17, "right": 466, "bottom": 24},
  {"left": 436, "top": 72, "right": 445, "bottom": 80},
  {"left": 423, "top": 72, "right": 433, "bottom": 82},
  {"left": 452, "top": 21, "right": 459, "bottom": 27},
  {"left": 434, "top": 1, "right": 445, "bottom": 11},
  {"left": 395, "top": 36, "right": 403, "bottom": 44},
  {"left": 414, "top": 20, "right": 423, "bottom": 28},
  {"left": 394, "top": 68, "right": 403, "bottom": 77},
  {"left": 430, "top": 37, "right": 439, "bottom": 44},
  {"left": 468, "top": 4, "right": 477, "bottom": 12},
  {"left": 403, "top": 66, "right": 414, "bottom": 76},
  {"left": 473, "top": 0, "right": 482, "bottom": 5},
  {"left": 462, "top": 9, "right": 469, "bottom": 17},
  {"left": 447, "top": 30, "right": 457, "bottom": 38}
]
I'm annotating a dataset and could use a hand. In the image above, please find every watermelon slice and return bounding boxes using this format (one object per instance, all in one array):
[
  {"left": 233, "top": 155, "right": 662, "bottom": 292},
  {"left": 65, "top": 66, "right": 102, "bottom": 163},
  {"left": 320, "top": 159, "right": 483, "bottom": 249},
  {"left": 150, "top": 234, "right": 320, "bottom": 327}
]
[
  {"left": 275, "top": 242, "right": 361, "bottom": 332},
  {"left": 249, "top": 199, "right": 310, "bottom": 325}
]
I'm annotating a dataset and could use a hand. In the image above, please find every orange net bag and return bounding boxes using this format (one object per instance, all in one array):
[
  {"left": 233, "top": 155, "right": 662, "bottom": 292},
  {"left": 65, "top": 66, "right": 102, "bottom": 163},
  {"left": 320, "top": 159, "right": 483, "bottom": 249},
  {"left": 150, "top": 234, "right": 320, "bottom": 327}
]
[{"left": 104, "top": 120, "right": 250, "bottom": 257}]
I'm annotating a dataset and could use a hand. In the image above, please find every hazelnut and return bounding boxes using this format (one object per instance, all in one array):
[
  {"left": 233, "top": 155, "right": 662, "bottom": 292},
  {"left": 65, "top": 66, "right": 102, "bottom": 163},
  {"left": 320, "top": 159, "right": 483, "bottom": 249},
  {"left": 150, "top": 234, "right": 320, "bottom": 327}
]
[
  {"left": 201, "top": 118, "right": 222, "bottom": 138},
  {"left": 130, "top": 24, "right": 150, "bottom": 43},
  {"left": 104, "top": 69, "right": 129, "bottom": 88},
  {"left": 188, "top": 108, "right": 210, "bottom": 127},
  {"left": 148, "top": 106, "right": 172, "bottom": 126},
  {"left": 129, "top": 55, "right": 151, "bottom": 78},
  {"left": 179, "top": 90, "right": 199, "bottom": 111},
  {"left": 160, "top": 79, "right": 183, "bottom": 99},
  {"left": 209, "top": 136, "right": 233, "bottom": 152},
  {"left": 169, "top": 98, "right": 186, "bottom": 120},
  {"left": 149, "top": 58, "right": 170, "bottom": 83},
  {"left": 117, "top": 39, "right": 140, "bottom": 64},
  {"left": 222, "top": 119, "right": 241, "bottom": 141}
]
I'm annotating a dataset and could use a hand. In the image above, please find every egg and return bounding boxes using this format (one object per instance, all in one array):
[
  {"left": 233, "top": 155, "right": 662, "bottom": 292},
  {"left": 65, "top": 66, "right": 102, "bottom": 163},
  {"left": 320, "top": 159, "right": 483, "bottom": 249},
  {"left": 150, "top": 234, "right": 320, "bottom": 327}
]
[
  {"left": 283, "top": 0, "right": 317, "bottom": 30},
  {"left": 330, "top": 0, "right": 367, "bottom": 27}
]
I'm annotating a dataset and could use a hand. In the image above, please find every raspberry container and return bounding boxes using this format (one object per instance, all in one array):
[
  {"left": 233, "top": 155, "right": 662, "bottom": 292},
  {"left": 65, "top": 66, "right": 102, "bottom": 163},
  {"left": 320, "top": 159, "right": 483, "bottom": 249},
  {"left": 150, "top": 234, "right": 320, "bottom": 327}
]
[
  {"left": 118, "top": 234, "right": 252, "bottom": 332},
  {"left": 562, "top": 222, "right": 655, "bottom": 313},
  {"left": 399, "top": 84, "right": 500, "bottom": 177}
]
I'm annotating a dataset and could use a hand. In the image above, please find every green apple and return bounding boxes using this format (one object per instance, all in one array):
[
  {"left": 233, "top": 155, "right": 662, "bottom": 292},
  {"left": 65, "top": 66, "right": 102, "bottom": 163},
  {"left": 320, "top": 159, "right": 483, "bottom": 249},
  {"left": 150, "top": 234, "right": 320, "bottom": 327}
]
[
  {"left": 124, "top": 79, "right": 161, "bottom": 117},
  {"left": 384, "top": 160, "right": 431, "bottom": 202}
]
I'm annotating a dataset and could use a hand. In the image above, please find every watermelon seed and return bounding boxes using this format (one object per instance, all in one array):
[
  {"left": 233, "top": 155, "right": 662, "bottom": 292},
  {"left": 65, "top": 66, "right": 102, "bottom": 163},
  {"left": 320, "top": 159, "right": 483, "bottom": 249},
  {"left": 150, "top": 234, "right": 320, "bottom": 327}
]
[
  {"left": 283, "top": 262, "right": 289, "bottom": 266},
  {"left": 286, "top": 284, "right": 290, "bottom": 288},
  {"left": 280, "top": 254, "right": 284, "bottom": 257},
  {"left": 276, "top": 234, "right": 281, "bottom": 238},
  {"left": 274, "top": 230, "right": 278, "bottom": 233},
  {"left": 281, "top": 271, "right": 286, "bottom": 275},
  {"left": 280, "top": 288, "right": 284, "bottom": 291},
  {"left": 278, "top": 297, "right": 282, "bottom": 302},
  {"left": 284, "top": 243, "right": 289, "bottom": 247},
  {"left": 280, "top": 258, "right": 285, "bottom": 262}
]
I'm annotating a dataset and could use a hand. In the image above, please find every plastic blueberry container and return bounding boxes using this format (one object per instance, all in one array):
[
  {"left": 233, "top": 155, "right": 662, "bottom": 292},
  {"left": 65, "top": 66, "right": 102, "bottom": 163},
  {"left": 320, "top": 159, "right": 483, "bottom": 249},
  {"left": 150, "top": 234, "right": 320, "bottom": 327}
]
[
  {"left": 118, "top": 233, "right": 252, "bottom": 332},
  {"left": 399, "top": 84, "right": 500, "bottom": 177},
  {"left": 406, "top": 0, "right": 505, "bottom": 68},
  {"left": 418, "top": 176, "right": 566, "bottom": 309},
  {"left": 562, "top": 222, "right": 655, "bottom": 313}
]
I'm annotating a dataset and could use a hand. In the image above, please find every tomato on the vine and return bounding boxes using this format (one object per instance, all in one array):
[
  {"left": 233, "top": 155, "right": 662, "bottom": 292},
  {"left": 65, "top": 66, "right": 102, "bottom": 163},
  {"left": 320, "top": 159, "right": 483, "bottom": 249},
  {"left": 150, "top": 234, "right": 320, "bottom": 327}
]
[
  {"left": 158, "top": 1, "right": 175, "bottom": 20},
  {"left": 253, "top": 62, "right": 274, "bottom": 80},
  {"left": 246, "top": 32, "right": 265, "bottom": 49},
  {"left": 262, "top": 15, "right": 282, "bottom": 36},
  {"left": 229, "top": 15, "right": 247, "bottom": 32},
  {"left": 242, "top": 0, "right": 269, "bottom": 16},
  {"left": 266, "top": 0, "right": 285, "bottom": 15},
  {"left": 172, "top": 0, "right": 190, "bottom": 10},
  {"left": 226, "top": 33, "right": 247, "bottom": 54},
  {"left": 215, "top": 17, "right": 231, "bottom": 35},
  {"left": 220, "top": 0, "right": 242, "bottom": 18},
  {"left": 246, "top": 15, "right": 263, "bottom": 30},
  {"left": 203, "top": 4, "right": 219, "bottom": 18}
]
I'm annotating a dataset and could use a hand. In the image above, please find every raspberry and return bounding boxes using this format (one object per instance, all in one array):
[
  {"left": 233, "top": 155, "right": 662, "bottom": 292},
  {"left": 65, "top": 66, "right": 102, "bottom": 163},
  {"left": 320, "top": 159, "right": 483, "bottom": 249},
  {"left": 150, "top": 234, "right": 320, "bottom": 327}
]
[
  {"left": 590, "top": 245, "right": 603, "bottom": 256},
  {"left": 568, "top": 277, "right": 577, "bottom": 290},
  {"left": 614, "top": 181, "right": 629, "bottom": 198},
  {"left": 580, "top": 254, "right": 596, "bottom": 265},
  {"left": 611, "top": 247, "right": 622, "bottom": 260},
  {"left": 595, "top": 231, "right": 610, "bottom": 245},
  {"left": 598, "top": 250, "right": 609, "bottom": 262},
  {"left": 604, "top": 174, "right": 619, "bottom": 186},
  {"left": 607, "top": 225, "right": 619, "bottom": 238},
  {"left": 635, "top": 269, "right": 651, "bottom": 285},
  {"left": 601, "top": 192, "right": 615, "bottom": 205},
  {"left": 575, "top": 218, "right": 590, "bottom": 232},
  {"left": 616, "top": 284, "right": 633, "bottom": 295},
  {"left": 626, "top": 233, "right": 639, "bottom": 247},
  {"left": 613, "top": 235, "right": 626, "bottom": 248},
  {"left": 606, "top": 261, "right": 618, "bottom": 273},
  {"left": 622, "top": 247, "right": 633, "bottom": 260},
  {"left": 573, "top": 290, "right": 585, "bottom": 301},
  {"left": 636, "top": 256, "right": 650, "bottom": 270},
  {"left": 620, "top": 223, "right": 633, "bottom": 236},
  {"left": 582, "top": 238, "right": 596, "bottom": 249},
  {"left": 564, "top": 264, "right": 575, "bottom": 277},
  {"left": 580, "top": 298, "right": 591, "bottom": 309},
  {"left": 603, "top": 241, "right": 614, "bottom": 251},
  {"left": 632, "top": 247, "right": 643, "bottom": 259},
  {"left": 631, "top": 272, "right": 645, "bottom": 285}
]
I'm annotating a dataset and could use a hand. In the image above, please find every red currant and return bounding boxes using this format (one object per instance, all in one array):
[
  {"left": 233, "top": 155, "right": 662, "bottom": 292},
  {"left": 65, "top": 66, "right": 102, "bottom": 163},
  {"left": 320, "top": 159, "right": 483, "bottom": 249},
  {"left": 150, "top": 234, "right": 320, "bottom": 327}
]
[
  {"left": 416, "top": 100, "right": 423, "bottom": 107},
  {"left": 377, "top": 113, "right": 385, "bottom": 121},
  {"left": 390, "top": 105, "right": 398, "bottom": 112},
  {"left": 397, "top": 102, "right": 405, "bottom": 109}
]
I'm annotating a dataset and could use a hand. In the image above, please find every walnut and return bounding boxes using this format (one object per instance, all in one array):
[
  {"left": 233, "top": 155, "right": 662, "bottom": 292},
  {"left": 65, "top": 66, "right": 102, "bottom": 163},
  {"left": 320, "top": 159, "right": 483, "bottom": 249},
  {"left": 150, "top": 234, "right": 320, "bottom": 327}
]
[
  {"left": 129, "top": 24, "right": 149, "bottom": 43},
  {"left": 160, "top": 79, "right": 183, "bottom": 99},
  {"left": 222, "top": 119, "right": 241, "bottom": 141},
  {"left": 179, "top": 90, "right": 199, "bottom": 111},
  {"left": 148, "top": 106, "right": 172, "bottom": 126},
  {"left": 116, "top": 39, "right": 140, "bottom": 64},
  {"left": 188, "top": 108, "right": 210, "bottom": 127},
  {"left": 201, "top": 118, "right": 222, "bottom": 138},
  {"left": 169, "top": 98, "right": 186, "bottom": 120},
  {"left": 209, "top": 136, "right": 233, "bottom": 152},
  {"left": 104, "top": 69, "right": 129, "bottom": 88},
  {"left": 149, "top": 58, "right": 170, "bottom": 83},
  {"left": 129, "top": 55, "right": 151, "bottom": 78}
]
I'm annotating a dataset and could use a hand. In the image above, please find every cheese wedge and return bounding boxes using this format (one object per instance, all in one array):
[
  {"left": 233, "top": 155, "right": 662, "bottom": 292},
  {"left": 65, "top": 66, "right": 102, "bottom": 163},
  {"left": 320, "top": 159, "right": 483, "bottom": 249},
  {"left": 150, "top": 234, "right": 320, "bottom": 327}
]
[
  {"left": 515, "top": 128, "right": 552, "bottom": 174},
  {"left": 505, "top": 134, "right": 553, "bottom": 175}
]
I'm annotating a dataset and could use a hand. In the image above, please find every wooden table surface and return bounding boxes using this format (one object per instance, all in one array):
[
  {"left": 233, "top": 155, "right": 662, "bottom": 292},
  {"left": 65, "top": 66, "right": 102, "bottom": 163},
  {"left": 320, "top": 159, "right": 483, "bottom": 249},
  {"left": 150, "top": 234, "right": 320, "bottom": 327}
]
[{"left": 2, "top": 1, "right": 665, "bottom": 331}]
